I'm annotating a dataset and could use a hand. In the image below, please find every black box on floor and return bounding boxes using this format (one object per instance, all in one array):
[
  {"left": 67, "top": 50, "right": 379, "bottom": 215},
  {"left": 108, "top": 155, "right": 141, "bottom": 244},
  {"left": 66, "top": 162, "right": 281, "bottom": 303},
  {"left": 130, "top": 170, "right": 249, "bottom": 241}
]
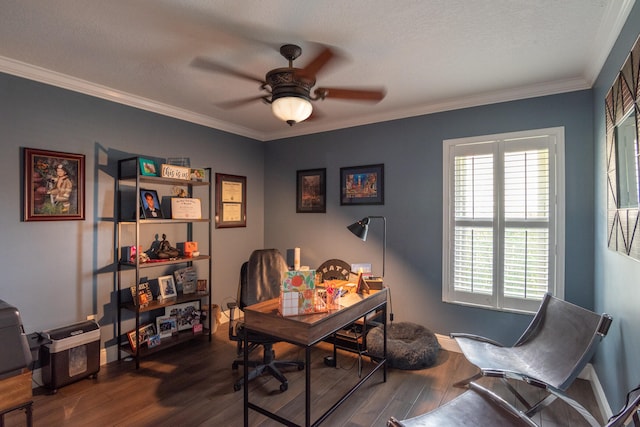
[{"left": 40, "top": 320, "right": 100, "bottom": 391}]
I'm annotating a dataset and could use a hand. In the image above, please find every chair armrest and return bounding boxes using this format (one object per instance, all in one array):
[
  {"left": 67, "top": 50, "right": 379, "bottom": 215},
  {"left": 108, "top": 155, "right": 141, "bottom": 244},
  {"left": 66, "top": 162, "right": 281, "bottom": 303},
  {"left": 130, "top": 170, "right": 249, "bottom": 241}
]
[{"left": 450, "top": 332, "right": 505, "bottom": 347}]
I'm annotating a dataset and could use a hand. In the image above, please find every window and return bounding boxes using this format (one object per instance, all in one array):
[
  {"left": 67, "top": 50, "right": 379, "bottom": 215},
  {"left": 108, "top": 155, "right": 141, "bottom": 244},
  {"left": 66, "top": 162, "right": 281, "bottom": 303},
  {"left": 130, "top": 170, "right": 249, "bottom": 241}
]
[{"left": 442, "top": 127, "right": 564, "bottom": 313}]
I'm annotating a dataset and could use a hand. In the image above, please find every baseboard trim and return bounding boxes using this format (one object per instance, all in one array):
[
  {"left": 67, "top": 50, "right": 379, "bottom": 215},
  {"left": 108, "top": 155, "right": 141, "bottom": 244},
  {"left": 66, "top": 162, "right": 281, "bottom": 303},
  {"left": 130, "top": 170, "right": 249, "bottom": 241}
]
[{"left": 580, "top": 363, "right": 613, "bottom": 421}]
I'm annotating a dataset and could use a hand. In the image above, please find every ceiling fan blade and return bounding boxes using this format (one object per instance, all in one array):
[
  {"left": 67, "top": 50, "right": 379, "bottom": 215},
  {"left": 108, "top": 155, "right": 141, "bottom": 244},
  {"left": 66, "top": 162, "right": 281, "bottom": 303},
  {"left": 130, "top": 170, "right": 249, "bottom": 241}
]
[
  {"left": 314, "top": 87, "right": 386, "bottom": 102},
  {"left": 191, "top": 57, "right": 266, "bottom": 85},
  {"left": 297, "top": 47, "right": 336, "bottom": 79},
  {"left": 216, "top": 95, "right": 269, "bottom": 109}
]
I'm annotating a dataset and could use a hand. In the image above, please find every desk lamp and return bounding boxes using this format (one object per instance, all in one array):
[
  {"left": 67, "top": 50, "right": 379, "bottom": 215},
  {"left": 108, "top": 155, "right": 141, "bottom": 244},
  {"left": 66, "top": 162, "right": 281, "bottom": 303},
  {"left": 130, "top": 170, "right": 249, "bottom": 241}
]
[{"left": 347, "top": 216, "right": 393, "bottom": 321}]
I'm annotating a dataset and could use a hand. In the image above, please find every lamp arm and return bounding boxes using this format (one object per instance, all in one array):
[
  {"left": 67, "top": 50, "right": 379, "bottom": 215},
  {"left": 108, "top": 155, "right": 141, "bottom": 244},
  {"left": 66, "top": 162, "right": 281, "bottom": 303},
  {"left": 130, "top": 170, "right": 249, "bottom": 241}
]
[{"left": 367, "top": 216, "right": 386, "bottom": 278}]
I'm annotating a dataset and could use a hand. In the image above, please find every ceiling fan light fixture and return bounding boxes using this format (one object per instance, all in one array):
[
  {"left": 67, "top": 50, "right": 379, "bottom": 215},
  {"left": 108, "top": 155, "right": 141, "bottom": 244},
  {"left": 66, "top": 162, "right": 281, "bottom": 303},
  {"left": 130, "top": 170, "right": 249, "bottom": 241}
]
[{"left": 272, "top": 96, "right": 313, "bottom": 126}]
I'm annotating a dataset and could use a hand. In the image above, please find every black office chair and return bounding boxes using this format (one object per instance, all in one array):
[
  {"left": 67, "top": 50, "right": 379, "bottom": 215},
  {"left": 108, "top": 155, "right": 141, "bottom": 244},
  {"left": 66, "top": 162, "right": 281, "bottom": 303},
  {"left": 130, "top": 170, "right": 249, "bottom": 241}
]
[{"left": 228, "top": 249, "right": 304, "bottom": 392}]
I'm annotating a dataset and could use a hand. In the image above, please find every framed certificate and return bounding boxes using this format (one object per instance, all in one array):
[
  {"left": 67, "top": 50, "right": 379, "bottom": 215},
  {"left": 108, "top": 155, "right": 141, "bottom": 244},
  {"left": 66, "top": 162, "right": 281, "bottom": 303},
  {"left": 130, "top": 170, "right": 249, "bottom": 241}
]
[{"left": 215, "top": 173, "right": 246, "bottom": 228}]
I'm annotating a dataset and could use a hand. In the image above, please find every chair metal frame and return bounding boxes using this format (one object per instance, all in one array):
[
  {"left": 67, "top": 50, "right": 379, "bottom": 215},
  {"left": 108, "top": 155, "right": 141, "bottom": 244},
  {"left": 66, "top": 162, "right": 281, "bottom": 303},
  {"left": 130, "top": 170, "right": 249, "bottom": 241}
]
[
  {"left": 387, "top": 382, "right": 640, "bottom": 427},
  {"left": 451, "top": 293, "right": 612, "bottom": 426},
  {"left": 388, "top": 381, "right": 538, "bottom": 427},
  {"left": 228, "top": 250, "right": 304, "bottom": 392}
]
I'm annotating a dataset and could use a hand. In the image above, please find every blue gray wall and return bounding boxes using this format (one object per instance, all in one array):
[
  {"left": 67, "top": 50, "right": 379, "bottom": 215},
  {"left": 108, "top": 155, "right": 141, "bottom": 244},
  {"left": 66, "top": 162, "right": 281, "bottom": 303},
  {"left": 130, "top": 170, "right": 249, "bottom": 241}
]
[
  {"left": 593, "top": 2, "right": 640, "bottom": 410},
  {"left": 0, "top": 73, "right": 264, "bottom": 357},
  {"left": 264, "top": 90, "right": 594, "bottom": 346}
]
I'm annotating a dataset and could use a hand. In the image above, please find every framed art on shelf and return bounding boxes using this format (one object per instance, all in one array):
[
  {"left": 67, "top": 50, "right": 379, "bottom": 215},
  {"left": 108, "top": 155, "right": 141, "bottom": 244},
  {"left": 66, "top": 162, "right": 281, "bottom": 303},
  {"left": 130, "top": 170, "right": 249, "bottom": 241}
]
[
  {"left": 165, "top": 301, "right": 201, "bottom": 331},
  {"left": 297, "top": 168, "right": 326, "bottom": 213},
  {"left": 139, "top": 158, "right": 158, "bottom": 176},
  {"left": 158, "top": 275, "right": 177, "bottom": 300},
  {"left": 340, "top": 164, "right": 385, "bottom": 205},
  {"left": 215, "top": 173, "right": 246, "bottom": 228},
  {"left": 127, "top": 323, "right": 157, "bottom": 352},
  {"left": 140, "top": 189, "right": 163, "bottom": 219},
  {"left": 130, "top": 282, "right": 153, "bottom": 306},
  {"left": 156, "top": 316, "right": 178, "bottom": 339},
  {"left": 23, "top": 148, "right": 85, "bottom": 221}
]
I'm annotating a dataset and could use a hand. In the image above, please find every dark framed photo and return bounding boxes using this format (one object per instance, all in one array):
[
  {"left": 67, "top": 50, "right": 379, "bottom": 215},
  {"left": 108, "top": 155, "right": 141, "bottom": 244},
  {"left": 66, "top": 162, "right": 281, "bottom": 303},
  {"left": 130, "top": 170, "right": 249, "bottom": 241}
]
[
  {"left": 215, "top": 173, "right": 246, "bottom": 228},
  {"left": 340, "top": 164, "right": 384, "bottom": 205},
  {"left": 139, "top": 158, "right": 158, "bottom": 176},
  {"left": 23, "top": 148, "right": 85, "bottom": 221},
  {"left": 140, "top": 189, "right": 163, "bottom": 219},
  {"left": 297, "top": 168, "right": 326, "bottom": 213}
]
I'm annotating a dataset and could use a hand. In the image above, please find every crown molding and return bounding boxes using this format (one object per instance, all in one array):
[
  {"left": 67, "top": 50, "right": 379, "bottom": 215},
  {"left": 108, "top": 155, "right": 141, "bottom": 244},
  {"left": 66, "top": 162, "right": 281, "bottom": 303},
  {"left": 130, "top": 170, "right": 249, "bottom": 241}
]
[{"left": 0, "top": 55, "right": 264, "bottom": 141}]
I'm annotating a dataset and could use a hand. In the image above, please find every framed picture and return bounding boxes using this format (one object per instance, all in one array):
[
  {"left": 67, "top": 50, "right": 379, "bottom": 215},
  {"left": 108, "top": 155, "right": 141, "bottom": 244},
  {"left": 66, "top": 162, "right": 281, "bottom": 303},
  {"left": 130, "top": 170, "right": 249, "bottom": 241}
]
[
  {"left": 297, "top": 168, "right": 326, "bottom": 213},
  {"left": 215, "top": 173, "right": 246, "bottom": 228},
  {"left": 156, "top": 316, "right": 178, "bottom": 338},
  {"left": 165, "top": 301, "right": 201, "bottom": 331},
  {"left": 340, "top": 164, "right": 385, "bottom": 205},
  {"left": 140, "top": 189, "right": 163, "bottom": 219},
  {"left": 23, "top": 148, "right": 85, "bottom": 221},
  {"left": 127, "top": 323, "right": 156, "bottom": 352},
  {"left": 139, "top": 158, "right": 158, "bottom": 176},
  {"left": 173, "top": 266, "right": 197, "bottom": 294},
  {"left": 158, "top": 275, "right": 177, "bottom": 299},
  {"left": 196, "top": 279, "right": 208, "bottom": 294},
  {"left": 129, "top": 282, "right": 153, "bottom": 306}
]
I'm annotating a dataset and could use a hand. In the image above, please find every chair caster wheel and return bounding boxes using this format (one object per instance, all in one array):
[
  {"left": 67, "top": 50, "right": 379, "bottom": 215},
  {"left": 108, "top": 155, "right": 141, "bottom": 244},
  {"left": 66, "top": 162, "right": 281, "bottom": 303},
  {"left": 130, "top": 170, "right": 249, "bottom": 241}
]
[
  {"left": 298, "top": 364, "right": 304, "bottom": 371},
  {"left": 233, "top": 383, "right": 242, "bottom": 392},
  {"left": 280, "top": 382, "right": 288, "bottom": 392}
]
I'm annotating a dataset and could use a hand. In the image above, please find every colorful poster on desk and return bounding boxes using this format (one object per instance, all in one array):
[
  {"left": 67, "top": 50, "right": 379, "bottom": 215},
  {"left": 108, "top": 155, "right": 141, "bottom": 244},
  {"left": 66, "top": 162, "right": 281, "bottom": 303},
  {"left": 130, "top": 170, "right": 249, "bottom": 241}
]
[{"left": 280, "top": 270, "right": 317, "bottom": 316}]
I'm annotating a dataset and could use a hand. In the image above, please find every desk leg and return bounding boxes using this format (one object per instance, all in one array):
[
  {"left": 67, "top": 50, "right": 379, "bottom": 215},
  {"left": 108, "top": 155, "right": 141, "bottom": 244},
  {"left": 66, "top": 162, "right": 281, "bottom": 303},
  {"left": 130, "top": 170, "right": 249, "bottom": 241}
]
[
  {"left": 383, "top": 304, "right": 387, "bottom": 382},
  {"left": 243, "top": 333, "right": 249, "bottom": 427},
  {"left": 305, "top": 346, "right": 311, "bottom": 427},
  {"left": 26, "top": 402, "right": 33, "bottom": 427}
]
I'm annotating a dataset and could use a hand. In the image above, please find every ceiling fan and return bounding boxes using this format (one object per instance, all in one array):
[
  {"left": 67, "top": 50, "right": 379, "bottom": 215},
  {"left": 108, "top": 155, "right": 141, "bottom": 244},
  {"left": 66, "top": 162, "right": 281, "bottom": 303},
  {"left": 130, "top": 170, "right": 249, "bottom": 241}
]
[{"left": 191, "top": 44, "right": 386, "bottom": 126}]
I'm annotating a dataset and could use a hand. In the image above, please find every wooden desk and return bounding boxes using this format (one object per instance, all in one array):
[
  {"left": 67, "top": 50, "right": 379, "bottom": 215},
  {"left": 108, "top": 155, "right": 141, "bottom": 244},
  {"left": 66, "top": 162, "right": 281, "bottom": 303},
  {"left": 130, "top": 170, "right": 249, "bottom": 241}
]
[{"left": 243, "top": 289, "right": 388, "bottom": 427}]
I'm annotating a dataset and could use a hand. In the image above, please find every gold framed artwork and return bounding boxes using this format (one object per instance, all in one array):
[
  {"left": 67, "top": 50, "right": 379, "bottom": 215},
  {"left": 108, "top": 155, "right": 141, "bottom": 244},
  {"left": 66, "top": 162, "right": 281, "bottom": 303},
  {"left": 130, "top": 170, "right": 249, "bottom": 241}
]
[
  {"left": 215, "top": 173, "right": 246, "bottom": 228},
  {"left": 23, "top": 148, "right": 85, "bottom": 221}
]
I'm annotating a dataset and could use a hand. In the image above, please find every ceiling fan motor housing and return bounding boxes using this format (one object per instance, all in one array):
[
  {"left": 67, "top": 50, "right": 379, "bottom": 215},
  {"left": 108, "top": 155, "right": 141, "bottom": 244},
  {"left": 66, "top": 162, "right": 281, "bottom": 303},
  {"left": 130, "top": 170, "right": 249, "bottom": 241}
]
[{"left": 266, "top": 67, "right": 315, "bottom": 102}]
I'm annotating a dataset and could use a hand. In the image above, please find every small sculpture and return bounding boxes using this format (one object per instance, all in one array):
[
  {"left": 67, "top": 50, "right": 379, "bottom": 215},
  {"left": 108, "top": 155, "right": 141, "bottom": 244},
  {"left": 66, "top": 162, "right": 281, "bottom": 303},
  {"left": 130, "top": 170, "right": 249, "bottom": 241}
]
[{"left": 150, "top": 233, "right": 180, "bottom": 259}]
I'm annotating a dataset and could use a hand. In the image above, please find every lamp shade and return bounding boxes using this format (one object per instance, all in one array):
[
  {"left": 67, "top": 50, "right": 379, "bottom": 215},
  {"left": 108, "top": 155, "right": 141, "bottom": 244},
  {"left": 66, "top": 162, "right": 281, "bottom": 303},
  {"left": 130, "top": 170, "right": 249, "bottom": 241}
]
[
  {"left": 272, "top": 96, "right": 313, "bottom": 125},
  {"left": 347, "top": 217, "right": 370, "bottom": 241}
]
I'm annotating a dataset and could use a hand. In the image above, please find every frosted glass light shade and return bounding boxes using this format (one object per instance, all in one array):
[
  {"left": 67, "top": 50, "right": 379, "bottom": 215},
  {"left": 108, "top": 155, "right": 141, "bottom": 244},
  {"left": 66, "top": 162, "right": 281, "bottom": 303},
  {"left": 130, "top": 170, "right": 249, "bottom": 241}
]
[{"left": 272, "top": 96, "right": 313, "bottom": 125}]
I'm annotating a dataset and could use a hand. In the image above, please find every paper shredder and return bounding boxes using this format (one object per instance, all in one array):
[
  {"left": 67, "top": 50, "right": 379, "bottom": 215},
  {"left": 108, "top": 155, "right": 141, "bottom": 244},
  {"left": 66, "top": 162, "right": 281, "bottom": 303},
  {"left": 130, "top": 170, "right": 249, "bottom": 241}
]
[
  {"left": 41, "top": 320, "right": 100, "bottom": 391},
  {"left": 0, "top": 300, "right": 32, "bottom": 380}
]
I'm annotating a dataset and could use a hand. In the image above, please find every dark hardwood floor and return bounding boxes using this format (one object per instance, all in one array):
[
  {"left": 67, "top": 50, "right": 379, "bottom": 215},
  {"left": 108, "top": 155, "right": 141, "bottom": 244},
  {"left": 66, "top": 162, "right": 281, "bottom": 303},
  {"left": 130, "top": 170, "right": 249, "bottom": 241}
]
[{"left": 4, "top": 325, "right": 603, "bottom": 426}]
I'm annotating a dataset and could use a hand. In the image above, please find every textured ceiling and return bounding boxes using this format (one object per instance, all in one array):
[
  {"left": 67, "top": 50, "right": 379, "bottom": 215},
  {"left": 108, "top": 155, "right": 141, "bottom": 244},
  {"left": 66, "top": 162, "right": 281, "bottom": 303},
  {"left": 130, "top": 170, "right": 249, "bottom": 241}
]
[{"left": 0, "top": 1, "right": 634, "bottom": 141}]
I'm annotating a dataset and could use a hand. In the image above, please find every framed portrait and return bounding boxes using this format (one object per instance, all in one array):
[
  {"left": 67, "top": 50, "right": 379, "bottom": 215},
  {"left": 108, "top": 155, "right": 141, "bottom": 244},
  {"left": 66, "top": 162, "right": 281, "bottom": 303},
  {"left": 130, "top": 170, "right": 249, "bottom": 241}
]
[
  {"left": 340, "top": 164, "right": 385, "bottom": 205},
  {"left": 156, "top": 316, "right": 178, "bottom": 339},
  {"left": 215, "top": 173, "right": 246, "bottom": 228},
  {"left": 297, "top": 168, "right": 326, "bottom": 213},
  {"left": 140, "top": 189, "right": 163, "bottom": 219},
  {"left": 23, "top": 148, "right": 85, "bottom": 221},
  {"left": 158, "top": 275, "right": 177, "bottom": 300},
  {"left": 165, "top": 301, "right": 201, "bottom": 331},
  {"left": 127, "top": 323, "right": 156, "bottom": 352},
  {"left": 139, "top": 158, "right": 158, "bottom": 176}
]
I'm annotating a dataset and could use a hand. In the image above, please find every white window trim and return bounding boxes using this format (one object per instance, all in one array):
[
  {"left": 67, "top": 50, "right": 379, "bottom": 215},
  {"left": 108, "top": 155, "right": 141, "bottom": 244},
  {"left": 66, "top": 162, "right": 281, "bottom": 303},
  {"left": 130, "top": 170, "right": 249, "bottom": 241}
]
[{"left": 442, "top": 127, "right": 565, "bottom": 314}]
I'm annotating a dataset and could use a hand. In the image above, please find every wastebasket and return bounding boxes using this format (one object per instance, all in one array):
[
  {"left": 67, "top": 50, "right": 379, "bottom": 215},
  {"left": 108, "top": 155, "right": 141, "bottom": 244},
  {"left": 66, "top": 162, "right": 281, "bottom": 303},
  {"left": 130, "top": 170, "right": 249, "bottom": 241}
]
[{"left": 41, "top": 320, "right": 100, "bottom": 391}]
